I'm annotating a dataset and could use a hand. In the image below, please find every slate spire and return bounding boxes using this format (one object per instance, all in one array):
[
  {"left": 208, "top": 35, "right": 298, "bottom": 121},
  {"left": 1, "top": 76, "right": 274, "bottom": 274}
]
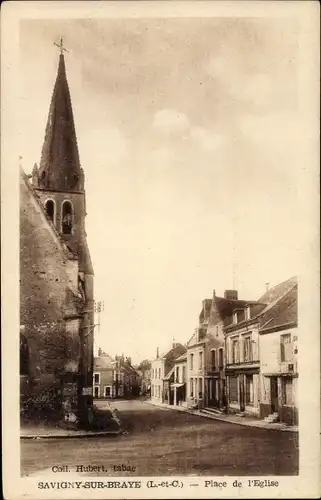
[{"left": 37, "top": 53, "right": 83, "bottom": 192}]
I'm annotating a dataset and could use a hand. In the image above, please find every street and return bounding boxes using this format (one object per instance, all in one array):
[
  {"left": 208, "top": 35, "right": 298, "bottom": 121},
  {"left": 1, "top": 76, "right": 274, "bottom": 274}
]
[{"left": 21, "top": 399, "right": 299, "bottom": 477}]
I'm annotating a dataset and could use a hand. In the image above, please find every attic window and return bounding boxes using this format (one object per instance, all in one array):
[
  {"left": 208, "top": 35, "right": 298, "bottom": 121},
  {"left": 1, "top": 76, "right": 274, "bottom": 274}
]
[
  {"left": 45, "top": 199, "right": 55, "bottom": 223},
  {"left": 62, "top": 201, "right": 73, "bottom": 234},
  {"left": 245, "top": 306, "right": 251, "bottom": 320},
  {"left": 233, "top": 312, "right": 238, "bottom": 324}
]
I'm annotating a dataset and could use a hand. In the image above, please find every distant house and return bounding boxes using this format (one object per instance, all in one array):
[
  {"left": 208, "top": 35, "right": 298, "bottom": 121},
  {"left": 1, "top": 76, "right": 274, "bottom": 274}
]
[
  {"left": 93, "top": 350, "right": 140, "bottom": 399},
  {"left": 224, "top": 277, "right": 297, "bottom": 420},
  {"left": 93, "top": 351, "right": 114, "bottom": 398},
  {"left": 259, "top": 282, "right": 298, "bottom": 425},
  {"left": 151, "top": 343, "right": 186, "bottom": 404},
  {"left": 170, "top": 352, "right": 187, "bottom": 406}
]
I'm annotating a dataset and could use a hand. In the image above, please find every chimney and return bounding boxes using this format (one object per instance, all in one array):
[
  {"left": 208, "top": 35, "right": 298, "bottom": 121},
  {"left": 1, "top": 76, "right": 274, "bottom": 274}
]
[
  {"left": 98, "top": 347, "right": 102, "bottom": 357},
  {"left": 224, "top": 290, "right": 238, "bottom": 301},
  {"left": 156, "top": 347, "right": 159, "bottom": 358},
  {"left": 265, "top": 282, "right": 270, "bottom": 292},
  {"left": 213, "top": 289, "right": 216, "bottom": 298}
]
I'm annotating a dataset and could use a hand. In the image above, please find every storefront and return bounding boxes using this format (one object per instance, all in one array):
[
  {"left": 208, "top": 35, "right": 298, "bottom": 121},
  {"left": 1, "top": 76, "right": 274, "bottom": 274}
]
[{"left": 226, "top": 367, "right": 260, "bottom": 416}]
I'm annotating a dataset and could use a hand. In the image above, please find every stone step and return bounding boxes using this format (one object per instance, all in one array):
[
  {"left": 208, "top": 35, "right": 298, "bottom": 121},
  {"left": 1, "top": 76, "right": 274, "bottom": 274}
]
[{"left": 202, "top": 407, "right": 223, "bottom": 415}]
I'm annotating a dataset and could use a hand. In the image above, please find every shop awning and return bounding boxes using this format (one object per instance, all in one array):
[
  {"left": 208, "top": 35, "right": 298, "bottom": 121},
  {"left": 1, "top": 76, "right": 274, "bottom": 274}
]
[{"left": 170, "top": 383, "right": 185, "bottom": 389}]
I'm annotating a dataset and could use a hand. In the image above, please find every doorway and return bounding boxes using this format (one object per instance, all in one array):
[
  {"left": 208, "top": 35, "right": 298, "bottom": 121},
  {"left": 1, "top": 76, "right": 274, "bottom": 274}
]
[
  {"left": 239, "top": 375, "right": 245, "bottom": 412},
  {"left": 270, "top": 377, "right": 279, "bottom": 413},
  {"left": 94, "top": 386, "right": 99, "bottom": 398}
]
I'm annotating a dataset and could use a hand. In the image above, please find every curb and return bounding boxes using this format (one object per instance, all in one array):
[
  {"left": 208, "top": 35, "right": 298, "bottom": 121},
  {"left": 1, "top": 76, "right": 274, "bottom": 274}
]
[
  {"left": 21, "top": 404, "right": 123, "bottom": 440},
  {"left": 145, "top": 400, "right": 298, "bottom": 433},
  {"left": 20, "top": 429, "right": 122, "bottom": 439}
]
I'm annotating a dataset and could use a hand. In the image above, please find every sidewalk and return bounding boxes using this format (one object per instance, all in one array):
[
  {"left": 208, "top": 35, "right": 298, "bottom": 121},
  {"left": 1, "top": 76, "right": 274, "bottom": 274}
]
[
  {"left": 146, "top": 400, "right": 298, "bottom": 432},
  {"left": 20, "top": 403, "right": 122, "bottom": 439}
]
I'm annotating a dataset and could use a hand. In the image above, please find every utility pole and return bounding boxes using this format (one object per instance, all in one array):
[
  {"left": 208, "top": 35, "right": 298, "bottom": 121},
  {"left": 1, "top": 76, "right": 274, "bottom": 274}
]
[
  {"left": 78, "top": 299, "right": 104, "bottom": 428},
  {"left": 94, "top": 300, "right": 105, "bottom": 334}
]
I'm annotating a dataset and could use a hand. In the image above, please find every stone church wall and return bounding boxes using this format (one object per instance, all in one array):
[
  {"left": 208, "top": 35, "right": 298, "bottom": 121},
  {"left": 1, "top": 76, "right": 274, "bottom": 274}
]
[{"left": 20, "top": 174, "right": 81, "bottom": 419}]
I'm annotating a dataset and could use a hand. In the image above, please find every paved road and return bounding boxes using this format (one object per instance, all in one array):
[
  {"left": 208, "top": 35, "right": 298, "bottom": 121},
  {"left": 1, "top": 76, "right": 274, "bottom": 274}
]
[{"left": 21, "top": 399, "right": 298, "bottom": 477}]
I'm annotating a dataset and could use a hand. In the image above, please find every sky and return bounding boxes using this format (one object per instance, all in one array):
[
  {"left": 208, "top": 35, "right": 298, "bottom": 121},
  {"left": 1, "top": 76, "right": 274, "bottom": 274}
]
[{"left": 19, "top": 17, "right": 302, "bottom": 364}]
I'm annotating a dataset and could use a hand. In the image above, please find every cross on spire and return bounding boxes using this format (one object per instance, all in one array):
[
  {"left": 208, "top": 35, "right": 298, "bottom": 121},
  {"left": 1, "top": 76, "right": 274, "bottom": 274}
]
[{"left": 54, "top": 37, "right": 69, "bottom": 55}]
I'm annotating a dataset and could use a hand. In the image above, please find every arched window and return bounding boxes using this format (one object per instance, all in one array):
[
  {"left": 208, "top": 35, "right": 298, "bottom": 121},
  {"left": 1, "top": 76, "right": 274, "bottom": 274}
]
[
  {"left": 20, "top": 334, "right": 29, "bottom": 376},
  {"left": 45, "top": 199, "right": 55, "bottom": 223},
  {"left": 62, "top": 201, "right": 73, "bottom": 234}
]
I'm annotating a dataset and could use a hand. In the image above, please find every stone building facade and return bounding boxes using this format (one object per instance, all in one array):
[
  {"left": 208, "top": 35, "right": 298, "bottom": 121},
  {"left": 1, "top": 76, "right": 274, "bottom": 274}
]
[
  {"left": 93, "top": 351, "right": 140, "bottom": 399},
  {"left": 224, "top": 277, "right": 297, "bottom": 419},
  {"left": 20, "top": 51, "right": 94, "bottom": 427},
  {"left": 259, "top": 283, "right": 298, "bottom": 425},
  {"left": 186, "top": 292, "right": 249, "bottom": 410},
  {"left": 151, "top": 343, "right": 186, "bottom": 403}
]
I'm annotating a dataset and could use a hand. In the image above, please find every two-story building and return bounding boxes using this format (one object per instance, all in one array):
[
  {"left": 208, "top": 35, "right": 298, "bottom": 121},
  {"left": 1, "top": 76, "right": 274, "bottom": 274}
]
[
  {"left": 225, "top": 276, "right": 297, "bottom": 418},
  {"left": 259, "top": 282, "right": 298, "bottom": 425},
  {"left": 151, "top": 343, "right": 186, "bottom": 404},
  {"left": 224, "top": 303, "right": 263, "bottom": 416},
  {"left": 93, "top": 351, "right": 114, "bottom": 398},
  {"left": 93, "top": 351, "right": 140, "bottom": 399},
  {"left": 169, "top": 352, "right": 187, "bottom": 406}
]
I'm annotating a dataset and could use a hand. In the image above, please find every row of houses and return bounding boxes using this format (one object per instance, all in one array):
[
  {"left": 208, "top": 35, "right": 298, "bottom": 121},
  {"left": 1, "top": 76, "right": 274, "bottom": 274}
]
[
  {"left": 151, "top": 277, "right": 298, "bottom": 426},
  {"left": 93, "top": 349, "right": 140, "bottom": 399}
]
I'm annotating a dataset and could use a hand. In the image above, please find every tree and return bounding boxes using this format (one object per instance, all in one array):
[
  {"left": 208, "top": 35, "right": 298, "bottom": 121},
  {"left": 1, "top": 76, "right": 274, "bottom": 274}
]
[{"left": 137, "top": 359, "right": 151, "bottom": 372}]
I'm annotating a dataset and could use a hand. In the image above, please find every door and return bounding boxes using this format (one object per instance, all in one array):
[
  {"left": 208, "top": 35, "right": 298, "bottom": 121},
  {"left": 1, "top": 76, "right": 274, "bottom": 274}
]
[
  {"left": 270, "top": 377, "right": 278, "bottom": 412},
  {"left": 239, "top": 375, "right": 245, "bottom": 412}
]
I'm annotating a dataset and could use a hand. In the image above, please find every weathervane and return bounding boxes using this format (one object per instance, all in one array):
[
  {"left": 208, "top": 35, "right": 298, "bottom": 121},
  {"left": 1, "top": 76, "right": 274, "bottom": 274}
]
[{"left": 54, "top": 37, "right": 69, "bottom": 55}]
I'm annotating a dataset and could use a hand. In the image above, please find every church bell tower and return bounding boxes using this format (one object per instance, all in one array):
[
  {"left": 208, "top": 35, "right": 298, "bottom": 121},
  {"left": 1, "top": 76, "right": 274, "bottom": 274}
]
[{"left": 32, "top": 39, "right": 94, "bottom": 426}]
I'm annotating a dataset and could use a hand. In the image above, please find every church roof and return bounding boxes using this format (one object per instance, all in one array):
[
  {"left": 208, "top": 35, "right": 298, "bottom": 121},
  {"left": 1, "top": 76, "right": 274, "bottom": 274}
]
[{"left": 37, "top": 54, "right": 83, "bottom": 192}]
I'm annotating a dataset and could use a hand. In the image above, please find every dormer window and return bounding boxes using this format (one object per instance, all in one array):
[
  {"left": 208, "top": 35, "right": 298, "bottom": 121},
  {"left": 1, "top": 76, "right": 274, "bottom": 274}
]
[
  {"left": 245, "top": 306, "right": 251, "bottom": 321},
  {"left": 233, "top": 311, "right": 238, "bottom": 324},
  {"left": 62, "top": 201, "right": 73, "bottom": 234}
]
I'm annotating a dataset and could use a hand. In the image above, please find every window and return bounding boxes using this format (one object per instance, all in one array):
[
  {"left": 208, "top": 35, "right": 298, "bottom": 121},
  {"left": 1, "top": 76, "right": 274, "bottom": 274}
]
[
  {"left": 198, "top": 378, "right": 203, "bottom": 398},
  {"left": 229, "top": 376, "right": 238, "bottom": 403},
  {"left": 182, "top": 365, "right": 186, "bottom": 383},
  {"left": 190, "top": 353, "right": 194, "bottom": 370},
  {"left": 199, "top": 351, "right": 203, "bottom": 370},
  {"left": 93, "top": 372, "right": 100, "bottom": 385},
  {"left": 245, "top": 306, "right": 251, "bottom": 321},
  {"left": 20, "top": 334, "right": 29, "bottom": 376},
  {"left": 159, "top": 368, "right": 161, "bottom": 379},
  {"left": 104, "top": 386, "right": 111, "bottom": 397},
  {"left": 45, "top": 199, "right": 55, "bottom": 223},
  {"left": 280, "top": 334, "right": 292, "bottom": 362},
  {"left": 190, "top": 378, "right": 194, "bottom": 397},
  {"left": 94, "top": 386, "right": 100, "bottom": 398},
  {"left": 62, "top": 201, "right": 73, "bottom": 234},
  {"left": 245, "top": 375, "right": 254, "bottom": 404},
  {"left": 218, "top": 348, "right": 224, "bottom": 370},
  {"left": 176, "top": 366, "right": 179, "bottom": 383},
  {"left": 233, "top": 312, "right": 238, "bottom": 324},
  {"left": 243, "top": 336, "right": 252, "bottom": 362},
  {"left": 211, "top": 349, "right": 216, "bottom": 371},
  {"left": 232, "top": 339, "right": 239, "bottom": 364},
  {"left": 282, "top": 377, "right": 294, "bottom": 405}
]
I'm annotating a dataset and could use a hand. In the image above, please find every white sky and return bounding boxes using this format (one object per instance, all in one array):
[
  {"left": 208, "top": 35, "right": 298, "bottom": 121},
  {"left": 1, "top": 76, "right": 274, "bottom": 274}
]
[{"left": 19, "top": 17, "right": 302, "bottom": 364}]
